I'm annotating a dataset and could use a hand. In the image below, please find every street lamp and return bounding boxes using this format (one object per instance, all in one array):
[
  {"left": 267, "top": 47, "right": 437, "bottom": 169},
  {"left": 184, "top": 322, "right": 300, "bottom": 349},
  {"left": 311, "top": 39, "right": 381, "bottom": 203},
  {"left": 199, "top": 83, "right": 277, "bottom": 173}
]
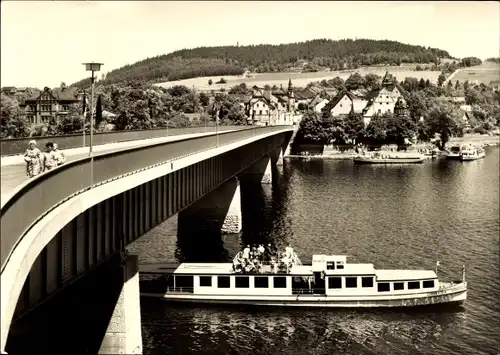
[{"left": 82, "top": 61, "right": 104, "bottom": 187}]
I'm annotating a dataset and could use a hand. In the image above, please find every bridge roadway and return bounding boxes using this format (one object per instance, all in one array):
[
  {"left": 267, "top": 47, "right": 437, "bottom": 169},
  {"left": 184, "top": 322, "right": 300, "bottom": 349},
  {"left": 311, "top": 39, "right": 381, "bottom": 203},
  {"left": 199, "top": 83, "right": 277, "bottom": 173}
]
[
  {"left": 1, "top": 125, "right": 293, "bottom": 354},
  {"left": 0, "top": 128, "right": 239, "bottom": 200}
]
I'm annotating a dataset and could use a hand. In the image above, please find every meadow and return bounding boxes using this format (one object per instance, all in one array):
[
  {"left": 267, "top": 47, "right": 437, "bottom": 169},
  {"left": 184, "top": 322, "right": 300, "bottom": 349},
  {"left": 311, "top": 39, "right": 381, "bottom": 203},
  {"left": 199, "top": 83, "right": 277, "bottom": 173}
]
[
  {"left": 156, "top": 65, "right": 442, "bottom": 90},
  {"left": 451, "top": 61, "right": 500, "bottom": 85}
]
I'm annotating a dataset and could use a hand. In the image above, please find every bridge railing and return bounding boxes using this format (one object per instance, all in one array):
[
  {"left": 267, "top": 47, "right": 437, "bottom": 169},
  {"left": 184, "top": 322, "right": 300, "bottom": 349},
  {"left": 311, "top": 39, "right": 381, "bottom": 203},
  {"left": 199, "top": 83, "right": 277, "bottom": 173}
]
[{"left": 1, "top": 125, "right": 292, "bottom": 272}]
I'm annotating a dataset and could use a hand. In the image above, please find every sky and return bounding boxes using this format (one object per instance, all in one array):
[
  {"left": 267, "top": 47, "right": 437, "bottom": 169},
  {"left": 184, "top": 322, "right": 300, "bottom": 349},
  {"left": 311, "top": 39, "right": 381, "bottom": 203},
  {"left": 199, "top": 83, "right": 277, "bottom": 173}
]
[{"left": 1, "top": 1, "right": 499, "bottom": 88}]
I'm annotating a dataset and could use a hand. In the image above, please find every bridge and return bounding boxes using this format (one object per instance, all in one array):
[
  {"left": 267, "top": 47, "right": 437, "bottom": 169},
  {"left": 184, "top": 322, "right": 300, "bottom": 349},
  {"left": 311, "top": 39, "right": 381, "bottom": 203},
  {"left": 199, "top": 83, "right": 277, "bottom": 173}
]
[{"left": 0, "top": 125, "right": 294, "bottom": 354}]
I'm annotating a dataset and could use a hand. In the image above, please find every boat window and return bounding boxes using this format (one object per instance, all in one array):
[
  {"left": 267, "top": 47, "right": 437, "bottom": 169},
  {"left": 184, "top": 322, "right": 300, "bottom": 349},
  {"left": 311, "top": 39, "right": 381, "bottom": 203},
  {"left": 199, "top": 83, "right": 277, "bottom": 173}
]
[
  {"left": 361, "top": 277, "right": 373, "bottom": 287},
  {"left": 175, "top": 275, "right": 194, "bottom": 288},
  {"left": 326, "top": 262, "right": 335, "bottom": 270},
  {"left": 254, "top": 276, "right": 269, "bottom": 288},
  {"left": 423, "top": 280, "right": 435, "bottom": 288},
  {"left": 235, "top": 276, "right": 250, "bottom": 288},
  {"left": 345, "top": 277, "right": 357, "bottom": 288},
  {"left": 328, "top": 277, "right": 342, "bottom": 289},
  {"left": 393, "top": 282, "right": 404, "bottom": 290},
  {"left": 199, "top": 276, "right": 212, "bottom": 287},
  {"left": 336, "top": 264, "right": 344, "bottom": 270},
  {"left": 377, "top": 282, "right": 390, "bottom": 292},
  {"left": 217, "top": 276, "right": 231, "bottom": 288},
  {"left": 273, "top": 276, "right": 287, "bottom": 288},
  {"left": 408, "top": 281, "right": 420, "bottom": 290}
]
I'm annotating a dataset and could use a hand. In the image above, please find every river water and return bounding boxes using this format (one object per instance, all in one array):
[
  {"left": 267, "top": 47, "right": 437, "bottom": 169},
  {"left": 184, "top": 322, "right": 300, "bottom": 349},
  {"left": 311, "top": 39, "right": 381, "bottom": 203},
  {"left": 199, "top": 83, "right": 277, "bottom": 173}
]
[{"left": 129, "top": 147, "right": 499, "bottom": 355}]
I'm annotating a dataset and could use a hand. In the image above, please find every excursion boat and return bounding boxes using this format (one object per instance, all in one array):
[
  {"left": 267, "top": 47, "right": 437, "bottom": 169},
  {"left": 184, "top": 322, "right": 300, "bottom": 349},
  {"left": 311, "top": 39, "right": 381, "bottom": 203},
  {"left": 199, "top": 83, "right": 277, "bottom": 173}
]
[
  {"left": 445, "top": 144, "right": 464, "bottom": 160},
  {"left": 353, "top": 151, "right": 425, "bottom": 164},
  {"left": 140, "top": 248, "right": 467, "bottom": 308},
  {"left": 459, "top": 146, "right": 486, "bottom": 161}
]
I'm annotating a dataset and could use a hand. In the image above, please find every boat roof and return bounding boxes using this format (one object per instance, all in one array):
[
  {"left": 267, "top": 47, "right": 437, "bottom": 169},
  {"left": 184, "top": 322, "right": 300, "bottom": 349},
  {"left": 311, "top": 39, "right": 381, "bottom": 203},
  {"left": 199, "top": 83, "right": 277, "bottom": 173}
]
[
  {"left": 375, "top": 269, "right": 437, "bottom": 281},
  {"left": 174, "top": 263, "right": 233, "bottom": 275},
  {"left": 173, "top": 263, "right": 437, "bottom": 280}
]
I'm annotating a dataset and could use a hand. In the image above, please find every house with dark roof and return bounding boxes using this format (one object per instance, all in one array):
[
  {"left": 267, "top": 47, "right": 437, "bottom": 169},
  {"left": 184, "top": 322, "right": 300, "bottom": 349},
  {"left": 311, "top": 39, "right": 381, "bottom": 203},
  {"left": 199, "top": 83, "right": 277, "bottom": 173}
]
[
  {"left": 323, "top": 91, "right": 355, "bottom": 117},
  {"left": 361, "top": 71, "right": 403, "bottom": 124},
  {"left": 20, "top": 85, "right": 82, "bottom": 124}
]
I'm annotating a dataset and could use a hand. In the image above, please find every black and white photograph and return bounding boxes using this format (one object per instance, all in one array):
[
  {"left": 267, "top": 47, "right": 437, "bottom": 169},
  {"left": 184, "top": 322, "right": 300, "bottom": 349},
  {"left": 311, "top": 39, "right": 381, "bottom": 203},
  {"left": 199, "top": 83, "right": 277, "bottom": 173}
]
[{"left": 1, "top": 1, "right": 499, "bottom": 354}]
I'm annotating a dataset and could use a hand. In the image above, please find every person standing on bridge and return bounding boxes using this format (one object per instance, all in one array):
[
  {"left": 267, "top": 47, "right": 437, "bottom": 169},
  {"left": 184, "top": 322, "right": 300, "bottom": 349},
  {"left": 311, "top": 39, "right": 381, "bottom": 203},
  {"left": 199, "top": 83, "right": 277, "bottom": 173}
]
[
  {"left": 43, "top": 142, "right": 58, "bottom": 172},
  {"left": 23, "top": 140, "right": 43, "bottom": 178},
  {"left": 53, "top": 143, "right": 66, "bottom": 166}
]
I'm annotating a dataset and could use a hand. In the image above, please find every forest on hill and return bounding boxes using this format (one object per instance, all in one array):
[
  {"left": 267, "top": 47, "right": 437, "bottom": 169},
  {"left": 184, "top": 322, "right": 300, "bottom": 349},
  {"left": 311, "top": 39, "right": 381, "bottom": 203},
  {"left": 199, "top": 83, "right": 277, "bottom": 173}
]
[{"left": 71, "top": 38, "right": 452, "bottom": 89}]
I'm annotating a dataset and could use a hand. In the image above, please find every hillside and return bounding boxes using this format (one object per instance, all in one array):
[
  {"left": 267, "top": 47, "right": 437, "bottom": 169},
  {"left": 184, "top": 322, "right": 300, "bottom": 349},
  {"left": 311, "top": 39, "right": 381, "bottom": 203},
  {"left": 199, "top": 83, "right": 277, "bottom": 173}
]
[{"left": 71, "top": 38, "right": 452, "bottom": 89}]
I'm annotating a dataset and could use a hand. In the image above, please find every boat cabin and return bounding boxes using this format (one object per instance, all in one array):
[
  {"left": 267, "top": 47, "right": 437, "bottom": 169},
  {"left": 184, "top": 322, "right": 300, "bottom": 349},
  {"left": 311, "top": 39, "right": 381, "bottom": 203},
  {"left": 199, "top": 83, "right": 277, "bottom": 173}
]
[{"left": 166, "top": 254, "right": 439, "bottom": 296}]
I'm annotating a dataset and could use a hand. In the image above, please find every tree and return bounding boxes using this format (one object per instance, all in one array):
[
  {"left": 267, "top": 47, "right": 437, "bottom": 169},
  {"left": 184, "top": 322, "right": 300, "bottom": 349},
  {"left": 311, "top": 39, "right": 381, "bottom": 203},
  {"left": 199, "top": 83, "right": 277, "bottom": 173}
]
[
  {"left": 345, "top": 72, "right": 364, "bottom": 90},
  {"left": 208, "top": 79, "right": 213, "bottom": 86},
  {"left": 463, "top": 80, "right": 469, "bottom": 91},
  {"left": 364, "top": 73, "right": 381, "bottom": 90},
  {"left": 437, "top": 73, "right": 446, "bottom": 87},
  {"left": 418, "top": 78, "right": 426, "bottom": 90},
  {"left": 225, "top": 105, "right": 247, "bottom": 124},
  {"left": 464, "top": 88, "right": 485, "bottom": 105},
  {"left": 385, "top": 112, "right": 417, "bottom": 147},
  {"left": 199, "top": 92, "right": 210, "bottom": 106},
  {"left": 228, "top": 83, "right": 248, "bottom": 94},
  {"left": 405, "top": 91, "right": 428, "bottom": 122},
  {"left": 364, "top": 114, "right": 387, "bottom": 147},
  {"left": 455, "top": 80, "right": 461, "bottom": 90},
  {"left": 296, "top": 110, "right": 337, "bottom": 145},
  {"left": 95, "top": 95, "right": 103, "bottom": 127},
  {"left": 0, "top": 93, "right": 30, "bottom": 138},
  {"left": 328, "top": 77, "right": 345, "bottom": 90},
  {"left": 426, "top": 101, "right": 462, "bottom": 149},
  {"left": 343, "top": 112, "right": 365, "bottom": 143},
  {"left": 425, "top": 79, "right": 431, "bottom": 88}
]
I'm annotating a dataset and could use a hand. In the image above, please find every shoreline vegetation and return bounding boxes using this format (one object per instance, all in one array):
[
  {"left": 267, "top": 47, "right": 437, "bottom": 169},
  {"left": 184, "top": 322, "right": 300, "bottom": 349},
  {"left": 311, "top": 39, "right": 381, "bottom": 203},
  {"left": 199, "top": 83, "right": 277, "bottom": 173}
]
[{"left": 285, "top": 134, "right": 500, "bottom": 160}]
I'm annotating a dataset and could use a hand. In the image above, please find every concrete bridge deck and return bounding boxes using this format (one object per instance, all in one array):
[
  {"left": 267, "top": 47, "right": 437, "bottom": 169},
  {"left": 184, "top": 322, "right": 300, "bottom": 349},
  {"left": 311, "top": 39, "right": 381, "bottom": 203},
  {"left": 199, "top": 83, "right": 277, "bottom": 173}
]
[{"left": 1, "top": 129, "right": 237, "bottom": 200}]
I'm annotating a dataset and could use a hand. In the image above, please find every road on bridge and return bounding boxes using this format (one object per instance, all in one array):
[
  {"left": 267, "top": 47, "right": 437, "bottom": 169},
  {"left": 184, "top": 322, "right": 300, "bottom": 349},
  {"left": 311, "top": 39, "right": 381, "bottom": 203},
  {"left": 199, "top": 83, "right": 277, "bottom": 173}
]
[{"left": 0, "top": 131, "right": 233, "bottom": 200}]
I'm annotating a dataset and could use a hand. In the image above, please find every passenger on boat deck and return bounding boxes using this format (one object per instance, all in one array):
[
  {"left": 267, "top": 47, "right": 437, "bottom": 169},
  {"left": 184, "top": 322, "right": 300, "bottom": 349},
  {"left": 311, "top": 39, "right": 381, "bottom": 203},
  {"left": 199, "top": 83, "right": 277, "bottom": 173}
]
[
  {"left": 258, "top": 244, "right": 265, "bottom": 255},
  {"left": 242, "top": 245, "right": 250, "bottom": 259}
]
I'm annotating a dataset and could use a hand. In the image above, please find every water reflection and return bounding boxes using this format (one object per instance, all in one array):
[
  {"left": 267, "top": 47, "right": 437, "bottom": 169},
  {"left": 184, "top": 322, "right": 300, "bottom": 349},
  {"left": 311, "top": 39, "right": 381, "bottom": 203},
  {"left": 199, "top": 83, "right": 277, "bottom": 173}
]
[{"left": 141, "top": 301, "right": 468, "bottom": 355}]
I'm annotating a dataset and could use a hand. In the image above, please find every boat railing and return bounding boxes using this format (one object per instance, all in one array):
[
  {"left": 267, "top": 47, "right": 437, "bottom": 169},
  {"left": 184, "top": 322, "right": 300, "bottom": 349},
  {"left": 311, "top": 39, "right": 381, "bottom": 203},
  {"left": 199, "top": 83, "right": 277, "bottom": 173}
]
[{"left": 166, "top": 286, "right": 194, "bottom": 293}]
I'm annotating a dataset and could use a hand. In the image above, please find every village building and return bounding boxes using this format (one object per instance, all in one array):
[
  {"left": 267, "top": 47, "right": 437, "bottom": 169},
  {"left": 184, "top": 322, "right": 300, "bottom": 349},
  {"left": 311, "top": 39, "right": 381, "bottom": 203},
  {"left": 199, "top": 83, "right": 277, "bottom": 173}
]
[
  {"left": 309, "top": 95, "right": 329, "bottom": 113},
  {"left": 229, "top": 79, "right": 302, "bottom": 125},
  {"left": 19, "top": 84, "right": 82, "bottom": 124},
  {"left": 323, "top": 91, "right": 355, "bottom": 117},
  {"left": 361, "top": 71, "right": 403, "bottom": 124}
]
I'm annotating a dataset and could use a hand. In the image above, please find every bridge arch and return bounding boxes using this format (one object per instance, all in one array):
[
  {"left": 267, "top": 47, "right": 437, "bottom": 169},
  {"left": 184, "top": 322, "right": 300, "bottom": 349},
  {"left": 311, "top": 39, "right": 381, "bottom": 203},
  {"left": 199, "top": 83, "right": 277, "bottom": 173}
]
[{"left": 1, "top": 127, "right": 293, "bottom": 351}]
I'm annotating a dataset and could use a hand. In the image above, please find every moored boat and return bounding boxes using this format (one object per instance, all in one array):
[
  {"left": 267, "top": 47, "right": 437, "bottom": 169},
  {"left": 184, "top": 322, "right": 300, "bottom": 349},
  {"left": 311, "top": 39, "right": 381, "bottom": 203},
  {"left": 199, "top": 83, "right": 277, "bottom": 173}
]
[
  {"left": 445, "top": 144, "right": 464, "bottom": 160},
  {"left": 140, "top": 247, "right": 467, "bottom": 308},
  {"left": 353, "top": 151, "right": 425, "bottom": 164},
  {"left": 459, "top": 146, "right": 486, "bottom": 161}
]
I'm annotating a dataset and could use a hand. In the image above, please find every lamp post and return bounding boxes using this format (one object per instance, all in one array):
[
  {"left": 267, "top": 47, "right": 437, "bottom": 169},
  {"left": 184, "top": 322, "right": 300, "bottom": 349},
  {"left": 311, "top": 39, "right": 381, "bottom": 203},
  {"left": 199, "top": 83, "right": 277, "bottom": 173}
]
[
  {"left": 216, "top": 102, "right": 219, "bottom": 147},
  {"left": 82, "top": 61, "right": 104, "bottom": 187}
]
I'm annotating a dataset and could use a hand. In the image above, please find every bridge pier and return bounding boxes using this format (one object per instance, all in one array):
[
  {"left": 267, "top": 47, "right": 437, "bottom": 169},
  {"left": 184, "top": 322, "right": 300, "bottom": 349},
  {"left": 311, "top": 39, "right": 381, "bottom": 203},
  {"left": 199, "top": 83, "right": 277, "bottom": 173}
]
[
  {"left": 241, "top": 155, "right": 273, "bottom": 184},
  {"left": 178, "top": 176, "right": 242, "bottom": 236},
  {"left": 99, "top": 253, "right": 143, "bottom": 355}
]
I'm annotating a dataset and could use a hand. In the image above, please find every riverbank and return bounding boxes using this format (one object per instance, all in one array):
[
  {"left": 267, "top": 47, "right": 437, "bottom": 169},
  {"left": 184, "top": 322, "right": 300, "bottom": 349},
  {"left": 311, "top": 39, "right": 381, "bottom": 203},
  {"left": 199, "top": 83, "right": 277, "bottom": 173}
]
[{"left": 285, "top": 134, "right": 499, "bottom": 159}]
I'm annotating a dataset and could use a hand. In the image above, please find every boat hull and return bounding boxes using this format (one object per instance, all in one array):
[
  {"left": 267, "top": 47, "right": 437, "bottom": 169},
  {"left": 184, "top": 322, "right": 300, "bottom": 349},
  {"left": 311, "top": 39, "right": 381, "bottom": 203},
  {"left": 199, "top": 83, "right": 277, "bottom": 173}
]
[
  {"left": 460, "top": 153, "right": 486, "bottom": 161},
  {"left": 445, "top": 154, "right": 461, "bottom": 160},
  {"left": 141, "top": 283, "right": 467, "bottom": 308},
  {"left": 353, "top": 157, "right": 425, "bottom": 164}
]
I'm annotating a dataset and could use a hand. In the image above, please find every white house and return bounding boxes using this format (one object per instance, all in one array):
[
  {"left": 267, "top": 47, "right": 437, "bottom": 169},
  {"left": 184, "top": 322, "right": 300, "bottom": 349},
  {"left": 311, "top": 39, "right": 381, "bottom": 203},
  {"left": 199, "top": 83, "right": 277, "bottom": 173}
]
[{"left": 326, "top": 92, "right": 354, "bottom": 116}]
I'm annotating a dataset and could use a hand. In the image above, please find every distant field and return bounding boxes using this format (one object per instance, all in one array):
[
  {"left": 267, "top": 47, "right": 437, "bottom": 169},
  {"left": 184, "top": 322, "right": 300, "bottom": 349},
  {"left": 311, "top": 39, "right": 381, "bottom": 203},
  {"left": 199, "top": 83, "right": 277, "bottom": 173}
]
[
  {"left": 451, "top": 61, "right": 500, "bottom": 84},
  {"left": 156, "top": 66, "right": 442, "bottom": 91}
]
